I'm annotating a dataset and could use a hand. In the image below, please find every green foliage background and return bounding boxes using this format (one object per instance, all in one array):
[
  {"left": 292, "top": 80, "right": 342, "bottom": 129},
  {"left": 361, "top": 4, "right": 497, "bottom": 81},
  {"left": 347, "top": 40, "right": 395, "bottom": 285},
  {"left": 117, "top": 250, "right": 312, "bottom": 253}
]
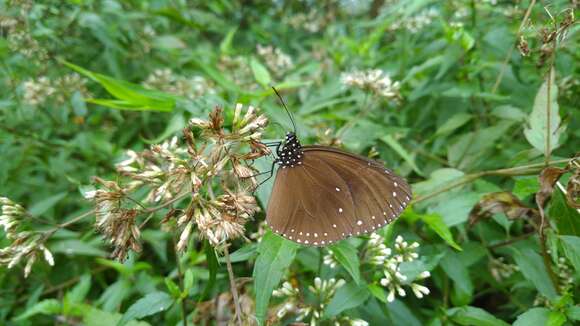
[{"left": 0, "top": 0, "right": 578, "bottom": 325}]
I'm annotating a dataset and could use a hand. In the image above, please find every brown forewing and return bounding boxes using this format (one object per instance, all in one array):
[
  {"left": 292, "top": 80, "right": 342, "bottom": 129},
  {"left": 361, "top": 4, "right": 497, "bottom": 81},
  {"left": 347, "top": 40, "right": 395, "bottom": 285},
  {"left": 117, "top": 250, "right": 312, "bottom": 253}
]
[{"left": 266, "top": 145, "right": 412, "bottom": 246}]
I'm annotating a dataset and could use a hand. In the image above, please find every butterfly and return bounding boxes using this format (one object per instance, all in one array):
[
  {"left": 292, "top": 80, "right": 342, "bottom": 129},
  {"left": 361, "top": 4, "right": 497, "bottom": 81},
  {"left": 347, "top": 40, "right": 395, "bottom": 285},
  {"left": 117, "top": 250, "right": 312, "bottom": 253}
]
[{"left": 261, "top": 88, "right": 412, "bottom": 246}]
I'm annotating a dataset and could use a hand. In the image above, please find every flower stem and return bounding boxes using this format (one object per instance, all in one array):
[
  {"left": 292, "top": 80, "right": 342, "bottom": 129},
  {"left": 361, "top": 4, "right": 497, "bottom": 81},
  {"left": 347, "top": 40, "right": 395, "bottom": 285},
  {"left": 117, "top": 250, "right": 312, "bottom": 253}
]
[{"left": 224, "top": 244, "right": 243, "bottom": 326}]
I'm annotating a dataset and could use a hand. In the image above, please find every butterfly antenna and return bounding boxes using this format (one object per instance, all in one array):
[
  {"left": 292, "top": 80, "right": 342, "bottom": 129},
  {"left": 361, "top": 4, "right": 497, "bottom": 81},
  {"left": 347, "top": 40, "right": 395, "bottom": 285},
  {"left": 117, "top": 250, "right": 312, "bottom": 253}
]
[{"left": 271, "top": 86, "right": 297, "bottom": 134}]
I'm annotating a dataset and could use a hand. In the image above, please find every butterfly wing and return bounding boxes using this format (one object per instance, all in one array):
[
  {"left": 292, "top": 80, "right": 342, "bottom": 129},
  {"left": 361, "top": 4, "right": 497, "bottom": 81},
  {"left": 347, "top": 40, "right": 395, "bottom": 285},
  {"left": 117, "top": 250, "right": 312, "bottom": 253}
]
[{"left": 266, "top": 145, "right": 412, "bottom": 246}]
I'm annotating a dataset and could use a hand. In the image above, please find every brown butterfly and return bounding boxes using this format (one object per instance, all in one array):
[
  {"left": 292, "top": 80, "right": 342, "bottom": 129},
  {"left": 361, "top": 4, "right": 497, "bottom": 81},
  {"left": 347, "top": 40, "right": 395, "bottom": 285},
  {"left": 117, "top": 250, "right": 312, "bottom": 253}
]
[{"left": 262, "top": 89, "right": 412, "bottom": 246}]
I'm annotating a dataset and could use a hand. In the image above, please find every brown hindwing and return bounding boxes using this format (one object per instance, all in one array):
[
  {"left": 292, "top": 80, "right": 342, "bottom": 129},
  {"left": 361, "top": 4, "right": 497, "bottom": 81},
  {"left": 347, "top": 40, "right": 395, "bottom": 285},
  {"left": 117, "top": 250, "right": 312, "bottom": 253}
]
[{"left": 266, "top": 145, "right": 412, "bottom": 246}]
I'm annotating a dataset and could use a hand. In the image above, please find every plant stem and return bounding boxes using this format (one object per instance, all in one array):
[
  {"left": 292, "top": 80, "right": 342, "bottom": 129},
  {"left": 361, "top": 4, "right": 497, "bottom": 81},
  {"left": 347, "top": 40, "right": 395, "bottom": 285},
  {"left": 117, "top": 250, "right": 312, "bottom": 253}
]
[
  {"left": 173, "top": 237, "right": 189, "bottom": 326},
  {"left": 413, "top": 158, "right": 571, "bottom": 203},
  {"left": 224, "top": 244, "right": 243, "bottom": 326},
  {"left": 491, "top": 0, "right": 536, "bottom": 94}
]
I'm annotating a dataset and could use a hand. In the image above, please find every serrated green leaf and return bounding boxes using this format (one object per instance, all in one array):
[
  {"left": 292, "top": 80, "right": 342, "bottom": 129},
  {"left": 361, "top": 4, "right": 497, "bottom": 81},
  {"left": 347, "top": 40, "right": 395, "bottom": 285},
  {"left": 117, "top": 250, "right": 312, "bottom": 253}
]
[
  {"left": 329, "top": 241, "right": 361, "bottom": 284},
  {"left": 117, "top": 292, "right": 173, "bottom": 326},
  {"left": 253, "top": 231, "right": 298, "bottom": 325}
]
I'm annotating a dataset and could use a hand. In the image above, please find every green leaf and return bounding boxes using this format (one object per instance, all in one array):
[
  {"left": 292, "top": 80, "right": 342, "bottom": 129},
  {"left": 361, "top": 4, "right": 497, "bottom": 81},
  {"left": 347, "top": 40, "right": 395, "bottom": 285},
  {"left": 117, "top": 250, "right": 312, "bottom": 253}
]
[
  {"left": 51, "top": 239, "right": 107, "bottom": 257},
  {"left": 513, "top": 176, "right": 540, "bottom": 200},
  {"left": 368, "top": 284, "right": 387, "bottom": 303},
  {"left": 253, "top": 231, "right": 298, "bottom": 325},
  {"left": 84, "top": 308, "right": 150, "bottom": 326},
  {"left": 447, "top": 121, "right": 513, "bottom": 169},
  {"left": 183, "top": 269, "right": 194, "bottom": 298},
  {"left": 566, "top": 306, "right": 580, "bottom": 321},
  {"left": 63, "top": 61, "right": 177, "bottom": 112},
  {"left": 329, "top": 241, "right": 361, "bottom": 284},
  {"left": 512, "top": 247, "right": 558, "bottom": 300},
  {"left": 559, "top": 236, "right": 580, "bottom": 271},
  {"left": 435, "top": 113, "right": 472, "bottom": 136},
  {"left": 387, "top": 300, "right": 422, "bottom": 326},
  {"left": 380, "top": 135, "right": 424, "bottom": 176},
  {"left": 14, "top": 299, "right": 61, "bottom": 321},
  {"left": 218, "top": 243, "right": 257, "bottom": 263},
  {"left": 547, "top": 311, "right": 567, "bottom": 326},
  {"left": 200, "top": 240, "right": 219, "bottom": 300},
  {"left": 448, "top": 306, "right": 510, "bottom": 326},
  {"left": 220, "top": 27, "right": 237, "bottom": 54},
  {"left": 142, "top": 113, "right": 185, "bottom": 144},
  {"left": 419, "top": 213, "right": 462, "bottom": 251},
  {"left": 549, "top": 189, "right": 580, "bottom": 236},
  {"left": 513, "top": 307, "right": 550, "bottom": 326},
  {"left": 117, "top": 292, "right": 174, "bottom": 326},
  {"left": 250, "top": 57, "right": 271, "bottom": 86},
  {"left": 440, "top": 251, "right": 473, "bottom": 301},
  {"left": 524, "top": 68, "right": 564, "bottom": 156},
  {"left": 29, "top": 192, "right": 67, "bottom": 216},
  {"left": 164, "top": 278, "right": 181, "bottom": 298},
  {"left": 324, "top": 282, "right": 369, "bottom": 317},
  {"left": 66, "top": 274, "right": 92, "bottom": 304}
]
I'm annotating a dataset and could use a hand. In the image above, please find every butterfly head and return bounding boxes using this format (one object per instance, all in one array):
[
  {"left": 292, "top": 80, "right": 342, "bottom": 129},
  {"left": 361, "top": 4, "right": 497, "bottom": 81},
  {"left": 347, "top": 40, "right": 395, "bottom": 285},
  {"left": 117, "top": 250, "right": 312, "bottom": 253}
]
[{"left": 275, "top": 132, "right": 303, "bottom": 168}]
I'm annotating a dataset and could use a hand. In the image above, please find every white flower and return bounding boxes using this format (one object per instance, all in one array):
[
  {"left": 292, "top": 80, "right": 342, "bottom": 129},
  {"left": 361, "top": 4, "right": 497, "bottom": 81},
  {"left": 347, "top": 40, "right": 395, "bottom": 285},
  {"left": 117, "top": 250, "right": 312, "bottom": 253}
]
[
  {"left": 411, "top": 283, "right": 430, "bottom": 298},
  {"left": 323, "top": 249, "right": 339, "bottom": 268},
  {"left": 341, "top": 69, "right": 400, "bottom": 99}
]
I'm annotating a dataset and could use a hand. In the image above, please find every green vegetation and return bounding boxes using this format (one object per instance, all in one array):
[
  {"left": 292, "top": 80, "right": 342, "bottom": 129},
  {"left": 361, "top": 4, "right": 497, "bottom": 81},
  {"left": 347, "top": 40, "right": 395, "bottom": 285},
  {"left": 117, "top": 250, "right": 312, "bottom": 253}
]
[{"left": 0, "top": 1, "right": 578, "bottom": 325}]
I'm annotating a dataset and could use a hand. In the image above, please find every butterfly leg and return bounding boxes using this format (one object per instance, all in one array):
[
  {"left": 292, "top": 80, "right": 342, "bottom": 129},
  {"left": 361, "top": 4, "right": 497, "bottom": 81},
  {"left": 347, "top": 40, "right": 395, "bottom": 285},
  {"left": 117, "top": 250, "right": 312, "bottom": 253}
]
[{"left": 251, "top": 160, "right": 277, "bottom": 193}]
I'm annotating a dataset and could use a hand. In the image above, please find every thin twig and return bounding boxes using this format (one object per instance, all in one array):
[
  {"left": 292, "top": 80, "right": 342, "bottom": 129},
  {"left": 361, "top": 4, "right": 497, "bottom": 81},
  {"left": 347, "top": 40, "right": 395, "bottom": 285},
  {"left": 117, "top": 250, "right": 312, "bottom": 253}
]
[
  {"left": 491, "top": 0, "right": 536, "bottom": 94},
  {"left": 173, "top": 237, "right": 189, "bottom": 326},
  {"left": 487, "top": 232, "right": 535, "bottom": 249},
  {"left": 413, "top": 158, "right": 571, "bottom": 203},
  {"left": 223, "top": 245, "right": 243, "bottom": 326}
]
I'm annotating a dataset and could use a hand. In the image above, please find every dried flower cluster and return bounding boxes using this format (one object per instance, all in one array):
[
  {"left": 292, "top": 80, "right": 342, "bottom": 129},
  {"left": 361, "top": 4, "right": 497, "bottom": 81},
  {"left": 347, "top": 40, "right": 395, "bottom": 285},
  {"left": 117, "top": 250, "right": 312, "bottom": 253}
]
[
  {"left": 2, "top": 0, "right": 48, "bottom": 63},
  {"left": 256, "top": 44, "right": 293, "bottom": 76},
  {"left": 218, "top": 56, "right": 256, "bottom": 90},
  {"left": 272, "top": 278, "right": 367, "bottom": 325},
  {"left": 22, "top": 74, "right": 90, "bottom": 107},
  {"left": 142, "top": 69, "right": 215, "bottom": 100},
  {"left": 341, "top": 69, "right": 401, "bottom": 99},
  {"left": 284, "top": 9, "right": 327, "bottom": 33},
  {"left": 85, "top": 104, "right": 269, "bottom": 259},
  {"left": 390, "top": 8, "right": 438, "bottom": 33},
  {"left": 0, "top": 198, "right": 54, "bottom": 277}
]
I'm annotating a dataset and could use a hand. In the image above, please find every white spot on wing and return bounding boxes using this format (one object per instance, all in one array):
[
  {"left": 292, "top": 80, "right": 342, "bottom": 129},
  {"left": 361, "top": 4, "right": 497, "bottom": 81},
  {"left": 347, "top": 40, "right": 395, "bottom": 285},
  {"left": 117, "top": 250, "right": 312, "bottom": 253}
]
[
  {"left": 338, "top": 208, "right": 343, "bottom": 213},
  {"left": 357, "top": 220, "right": 363, "bottom": 225},
  {"left": 335, "top": 187, "right": 340, "bottom": 192}
]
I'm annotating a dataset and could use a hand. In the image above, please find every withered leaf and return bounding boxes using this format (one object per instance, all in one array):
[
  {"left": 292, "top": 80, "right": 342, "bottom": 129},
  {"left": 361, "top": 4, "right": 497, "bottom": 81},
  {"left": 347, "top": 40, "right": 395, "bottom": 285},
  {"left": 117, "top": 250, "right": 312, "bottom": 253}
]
[
  {"left": 535, "top": 166, "right": 569, "bottom": 209},
  {"left": 469, "top": 192, "right": 539, "bottom": 227}
]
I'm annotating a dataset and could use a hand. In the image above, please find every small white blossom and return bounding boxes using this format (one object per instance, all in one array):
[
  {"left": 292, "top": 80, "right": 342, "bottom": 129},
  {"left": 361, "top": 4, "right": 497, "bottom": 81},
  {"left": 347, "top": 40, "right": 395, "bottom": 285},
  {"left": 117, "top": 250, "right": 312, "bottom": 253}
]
[{"left": 341, "top": 69, "right": 400, "bottom": 99}]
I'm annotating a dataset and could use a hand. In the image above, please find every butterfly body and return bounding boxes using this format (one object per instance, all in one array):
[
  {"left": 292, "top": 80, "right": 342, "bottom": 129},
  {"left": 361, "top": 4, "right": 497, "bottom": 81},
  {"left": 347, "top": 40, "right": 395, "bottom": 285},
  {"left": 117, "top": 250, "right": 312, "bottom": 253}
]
[{"left": 266, "top": 132, "right": 412, "bottom": 246}]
